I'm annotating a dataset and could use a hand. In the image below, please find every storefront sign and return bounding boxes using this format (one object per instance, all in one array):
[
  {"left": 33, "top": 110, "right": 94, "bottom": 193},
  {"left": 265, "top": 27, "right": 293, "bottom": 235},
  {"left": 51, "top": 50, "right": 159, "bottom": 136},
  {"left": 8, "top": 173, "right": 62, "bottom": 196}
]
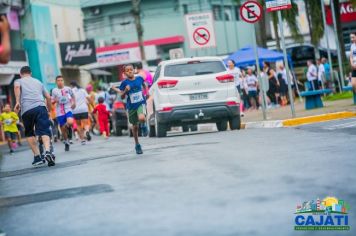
[
  {"left": 59, "top": 40, "right": 97, "bottom": 66},
  {"left": 326, "top": 2, "right": 356, "bottom": 25}
]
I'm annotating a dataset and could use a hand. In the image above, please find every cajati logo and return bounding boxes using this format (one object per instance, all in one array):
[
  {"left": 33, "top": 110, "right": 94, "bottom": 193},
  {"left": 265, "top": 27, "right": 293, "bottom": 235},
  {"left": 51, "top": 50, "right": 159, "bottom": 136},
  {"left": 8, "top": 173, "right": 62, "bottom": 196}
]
[{"left": 294, "top": 196, "right": 350, "bottom": 231}]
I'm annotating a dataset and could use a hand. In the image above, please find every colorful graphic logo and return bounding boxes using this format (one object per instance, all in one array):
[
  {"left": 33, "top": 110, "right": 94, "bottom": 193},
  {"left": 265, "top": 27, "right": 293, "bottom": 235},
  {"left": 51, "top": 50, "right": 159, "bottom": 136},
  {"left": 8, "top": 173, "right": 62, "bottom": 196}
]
[{"left": 294, "top": 196, "right": 350, "bottom": 231}]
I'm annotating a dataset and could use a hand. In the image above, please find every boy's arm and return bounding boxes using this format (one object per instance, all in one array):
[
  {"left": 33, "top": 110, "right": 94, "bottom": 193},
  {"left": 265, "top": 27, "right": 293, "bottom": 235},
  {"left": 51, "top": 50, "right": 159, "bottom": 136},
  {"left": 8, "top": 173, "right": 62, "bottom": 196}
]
[{"left": 14, "top": 82, "right": 21, "bottom": 113}]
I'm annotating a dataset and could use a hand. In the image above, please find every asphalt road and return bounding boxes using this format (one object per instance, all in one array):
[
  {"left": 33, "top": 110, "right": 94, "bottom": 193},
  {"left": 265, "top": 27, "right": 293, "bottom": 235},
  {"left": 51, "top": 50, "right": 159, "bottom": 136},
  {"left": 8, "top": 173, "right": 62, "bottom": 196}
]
[{"left": 0, "top": 120, "right": 355, "bottom": 236}]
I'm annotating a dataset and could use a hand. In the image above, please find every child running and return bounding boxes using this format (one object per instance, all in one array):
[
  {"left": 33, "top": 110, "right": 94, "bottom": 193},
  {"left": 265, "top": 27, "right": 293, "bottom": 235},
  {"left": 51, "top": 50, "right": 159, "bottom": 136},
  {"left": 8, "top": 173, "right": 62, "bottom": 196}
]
[
  {"left": 112, "top": 64, "right": 146, "bottom": 154},
  {"left": 93, "top": 97, "right": 110, "bottom": 138},
  {"left": 0, "top": 104, "right": 19, "bottom": 154},
  {"left": 51, "top": 75, "right": 76, "bottom": 151}
]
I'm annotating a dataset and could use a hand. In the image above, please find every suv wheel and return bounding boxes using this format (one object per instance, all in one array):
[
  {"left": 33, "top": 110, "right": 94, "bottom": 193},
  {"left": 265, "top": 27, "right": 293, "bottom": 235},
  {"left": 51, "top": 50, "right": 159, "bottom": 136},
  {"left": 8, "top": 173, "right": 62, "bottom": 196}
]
[
  {"left": 149, "top": 125, "right": 156, "bottom": 137},
  {"left": 155, "top": 115, "right": 167, "bottom": 137},
  {"left": 190, "top": 124, "right": 198, "bottom": 132},
  {"left": 229, "top": 115, "right": 241, "bottom": 130},
  {"left": 216, "top": 120, "right": 228, "bottom": 131},
  {"left": 182, "top": 125, "right": 189, "bottom": 132},
  {"left": 115, "top": 126, "right": 123, "bottom": 136}
]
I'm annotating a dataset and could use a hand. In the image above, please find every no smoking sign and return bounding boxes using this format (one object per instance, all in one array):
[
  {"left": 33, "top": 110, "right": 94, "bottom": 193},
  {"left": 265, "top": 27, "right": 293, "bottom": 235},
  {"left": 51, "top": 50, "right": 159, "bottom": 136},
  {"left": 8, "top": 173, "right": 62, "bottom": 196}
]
[
  {"left": 240, "top": 1, "right": 263, "bottom": 23},
  {"left": 193, "top": 27, "right": 211, "bottom": 46}
]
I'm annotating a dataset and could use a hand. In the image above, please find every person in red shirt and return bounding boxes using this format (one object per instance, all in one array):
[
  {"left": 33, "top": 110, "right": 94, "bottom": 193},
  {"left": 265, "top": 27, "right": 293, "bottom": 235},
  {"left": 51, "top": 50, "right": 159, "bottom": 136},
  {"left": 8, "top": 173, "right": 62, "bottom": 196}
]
[{"left": 93, "top": 97, "right": 110, "bottom": 138}]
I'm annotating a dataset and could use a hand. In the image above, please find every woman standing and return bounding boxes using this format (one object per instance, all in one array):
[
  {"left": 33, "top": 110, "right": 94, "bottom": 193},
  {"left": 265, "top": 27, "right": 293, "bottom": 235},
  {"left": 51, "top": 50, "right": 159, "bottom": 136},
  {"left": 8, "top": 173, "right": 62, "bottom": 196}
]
[
  {"left": 227, "top": 60, "right": 244, "bottom": 115},
  {"left": 227, "top": 60, "right": 242, "bottom": 93},
  {"left": 263, "top": 62, "right": 279, "bottom": 107}
]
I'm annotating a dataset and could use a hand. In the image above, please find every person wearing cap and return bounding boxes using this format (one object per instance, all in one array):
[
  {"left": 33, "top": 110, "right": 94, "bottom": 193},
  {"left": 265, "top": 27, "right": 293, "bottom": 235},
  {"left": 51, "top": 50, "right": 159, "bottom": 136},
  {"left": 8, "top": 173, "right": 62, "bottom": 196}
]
[{"left": 14, "top": 66, "right": 55, "bottom": 167}]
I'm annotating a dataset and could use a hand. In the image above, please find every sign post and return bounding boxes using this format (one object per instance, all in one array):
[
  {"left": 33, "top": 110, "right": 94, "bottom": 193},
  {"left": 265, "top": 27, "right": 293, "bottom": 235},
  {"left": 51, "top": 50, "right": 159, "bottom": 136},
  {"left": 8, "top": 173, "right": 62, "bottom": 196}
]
[
  {"left": 240, "top": 1, "right": 267, "bottom": 120},
  {"left": 266, "top": 0, "right": 296, "bottom": 118}
]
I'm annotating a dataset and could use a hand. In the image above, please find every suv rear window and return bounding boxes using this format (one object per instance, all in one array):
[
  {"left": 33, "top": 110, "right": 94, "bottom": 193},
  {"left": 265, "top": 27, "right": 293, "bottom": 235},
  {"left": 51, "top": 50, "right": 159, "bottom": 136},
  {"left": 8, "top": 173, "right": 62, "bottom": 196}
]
[{"left": 164, "top": 61, "right": 226, "bottom": 77}]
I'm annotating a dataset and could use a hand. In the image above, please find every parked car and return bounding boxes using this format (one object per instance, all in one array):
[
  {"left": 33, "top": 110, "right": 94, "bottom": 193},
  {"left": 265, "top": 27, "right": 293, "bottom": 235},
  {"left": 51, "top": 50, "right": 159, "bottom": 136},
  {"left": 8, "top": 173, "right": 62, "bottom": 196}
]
[
  {"left": 146, "top": 57, "right": 241, "bottom": 137},
  {"left": 109, "top": 82, "right": 128, "bottom": 136},
  {"left": 286, "top": 44, "right": 337, "bottom": 67}
]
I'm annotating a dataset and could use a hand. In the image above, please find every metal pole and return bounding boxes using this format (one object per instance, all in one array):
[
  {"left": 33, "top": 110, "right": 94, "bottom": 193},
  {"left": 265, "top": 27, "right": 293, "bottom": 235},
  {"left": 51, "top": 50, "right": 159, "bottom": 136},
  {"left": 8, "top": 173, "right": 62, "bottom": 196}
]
[
  {"left": 252, "top": 25, "right": 267, "bottom": 120},
  {"left": 232, "top": 0, "right": 240, "bottom": 50},
  {"left": 330, "top": 1, "right": 345, "bottom": 89},
  {"left": 221, "top": 0, "right": 230, "bottom": 54},
  {"left": 320, "top": 0, "right": 334, "bottom": 85},
  {"left": 278, "top": 11, "right": 296, "bottom": 118}
]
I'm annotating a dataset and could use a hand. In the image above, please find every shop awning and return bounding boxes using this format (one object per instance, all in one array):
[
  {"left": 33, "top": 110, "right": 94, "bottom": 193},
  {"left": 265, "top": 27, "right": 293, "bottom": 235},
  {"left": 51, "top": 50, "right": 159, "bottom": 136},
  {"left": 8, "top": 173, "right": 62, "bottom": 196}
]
[
  {"left": 0, "top": 74, "right": 14, "bottom": 86},
  {"left": 96, "top": 35, "right": 185, "bottom": 53}
]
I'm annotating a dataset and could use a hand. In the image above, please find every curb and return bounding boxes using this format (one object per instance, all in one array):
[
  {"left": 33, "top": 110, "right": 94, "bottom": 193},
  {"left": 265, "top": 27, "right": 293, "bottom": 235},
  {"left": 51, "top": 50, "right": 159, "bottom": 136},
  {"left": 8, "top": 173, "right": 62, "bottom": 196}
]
[
  {"left": 282, "top": 111, "right": 356, "bottom": 127},
  {"left": 243, "top": 111, "right": 356, "bottom": 129}
]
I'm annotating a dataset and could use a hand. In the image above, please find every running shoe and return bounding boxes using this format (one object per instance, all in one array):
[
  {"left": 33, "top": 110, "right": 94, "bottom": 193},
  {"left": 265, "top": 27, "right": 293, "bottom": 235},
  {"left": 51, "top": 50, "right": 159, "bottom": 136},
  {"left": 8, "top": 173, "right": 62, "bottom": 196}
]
[
  {"left": 9, "top": 149, "right": 14, "bottom": 155},
  {"left": 69, "top": 140, "right": 74, "bottom": 144},
  {"left": 65, "top": 142, "right": 70, "bottom": 152},
  {"left": 32, "top": 155, "right": 45, "bottom": 167},
  {"left": 86, "top": 131, "right": 91, "bottom": 141},
  {"left": 81, "top": 140, "right": 86, "bottom": 145},
  {"left": 44, "top": 152, "right": 55, "bottom": 167},
  {"left": 135, "top": 144, "right": 143, "bottom": 155}
]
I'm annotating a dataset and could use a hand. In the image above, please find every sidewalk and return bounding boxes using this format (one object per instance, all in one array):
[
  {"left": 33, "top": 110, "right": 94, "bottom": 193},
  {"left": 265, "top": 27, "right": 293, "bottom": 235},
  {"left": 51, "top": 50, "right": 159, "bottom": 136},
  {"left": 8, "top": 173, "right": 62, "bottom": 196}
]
[{"left": 242, "top": 98, "right": 356, "bottom": 123}]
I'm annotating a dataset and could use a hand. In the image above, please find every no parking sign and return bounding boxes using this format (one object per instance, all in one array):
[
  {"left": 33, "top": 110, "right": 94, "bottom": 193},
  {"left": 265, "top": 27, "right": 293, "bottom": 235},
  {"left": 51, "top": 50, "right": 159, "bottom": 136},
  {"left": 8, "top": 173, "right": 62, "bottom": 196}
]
[{"left": 185, "top": 12, "right": 216, "bottom": 49}]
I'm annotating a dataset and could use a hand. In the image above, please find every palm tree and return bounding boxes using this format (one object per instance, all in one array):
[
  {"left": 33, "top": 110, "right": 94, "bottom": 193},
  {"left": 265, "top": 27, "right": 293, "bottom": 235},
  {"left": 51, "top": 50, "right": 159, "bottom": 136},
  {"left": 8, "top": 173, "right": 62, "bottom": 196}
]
[
  {"left": 304, "top": 0, "right": 324, "bottom": 47},
  {"left": 271, "top": 1, "right": 302, "bottom": 50}
]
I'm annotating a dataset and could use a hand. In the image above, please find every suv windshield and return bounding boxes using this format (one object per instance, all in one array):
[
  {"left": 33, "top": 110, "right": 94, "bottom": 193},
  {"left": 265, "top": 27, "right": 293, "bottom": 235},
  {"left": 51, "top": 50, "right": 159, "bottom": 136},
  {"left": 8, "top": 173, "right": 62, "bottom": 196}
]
[{"left": 164, "top": 61, "right": 226, "bottom": 77}]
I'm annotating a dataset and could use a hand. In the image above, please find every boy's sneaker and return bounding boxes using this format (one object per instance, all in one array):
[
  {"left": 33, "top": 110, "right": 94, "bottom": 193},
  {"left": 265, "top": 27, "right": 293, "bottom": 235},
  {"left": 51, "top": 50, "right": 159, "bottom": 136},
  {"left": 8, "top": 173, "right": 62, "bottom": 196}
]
[
  {"left": 32, "top": 155, "right": 45, "bottom": 167},
  {"left": 135, "top": 144, "right": 143, "bottom": 155},
  {"left": 81, "top": 140, "right": 86, "bottom": 145},
  {"left": 65, "top": 142, "right": 70, "bottom": 152},
  {"left": 44, "top": 152, "right": 55, "bottom": 167},
  {"left": 86, "top": 131, "right": 91, "bottom": 141}
]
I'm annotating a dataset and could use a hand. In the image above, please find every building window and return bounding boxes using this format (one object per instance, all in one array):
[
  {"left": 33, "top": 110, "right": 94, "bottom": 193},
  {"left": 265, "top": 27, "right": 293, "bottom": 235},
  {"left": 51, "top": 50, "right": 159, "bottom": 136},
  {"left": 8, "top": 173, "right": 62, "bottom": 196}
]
[
  {"left": 224, "top": 6, "right": 232, "bottom": 21},
  {"left": 212, "top": 5, "right": 222, "bottom": 21},
  {"left": 182, "top": 4, "right": 188, "bottom": 14},
  {"left": 84, "top": 18, "right": 105, "bottom": 38},
  {"left": 54, "top": 24, "right": 58, "bottom": 39},
  {"left": 110, "top": 13, "right": 134, "bottom": 33},
  {"left": 235, "top": 6, "right": 240, "bottom": 21}
]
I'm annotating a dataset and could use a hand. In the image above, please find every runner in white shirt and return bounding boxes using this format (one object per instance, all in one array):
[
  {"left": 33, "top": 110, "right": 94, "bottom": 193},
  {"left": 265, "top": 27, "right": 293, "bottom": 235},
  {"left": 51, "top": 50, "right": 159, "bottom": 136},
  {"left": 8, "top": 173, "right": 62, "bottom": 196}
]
[
  {"left": 306, "top": 60, "right": 319, "bottom": 90},
  {"left": 227, "top": 59, "right": 242, "bottom": 92},
  {"left": 70, "top": 81, "right": 91, "bottom": 145},
  {"left": 349, "top": 32, "right": 356, "bottom": 93},
  {"left": 52, "top": 76, "right": 76, "bottom": 151},
  {"left": 245, "top": 68, "right": 259, "bottom": 109}
]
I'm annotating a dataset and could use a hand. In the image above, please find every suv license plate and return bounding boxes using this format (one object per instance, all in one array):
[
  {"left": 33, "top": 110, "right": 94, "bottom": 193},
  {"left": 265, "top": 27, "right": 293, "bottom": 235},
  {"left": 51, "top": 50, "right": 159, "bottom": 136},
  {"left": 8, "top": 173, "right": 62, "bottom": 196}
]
[{"left": 190, "top": 93, "right": 208, "bottom": 101}]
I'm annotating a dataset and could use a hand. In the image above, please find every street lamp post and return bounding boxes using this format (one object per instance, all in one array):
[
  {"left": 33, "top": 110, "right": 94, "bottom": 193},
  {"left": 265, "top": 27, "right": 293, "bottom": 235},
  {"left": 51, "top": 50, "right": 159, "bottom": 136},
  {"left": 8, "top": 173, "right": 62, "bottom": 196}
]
[
  {"left": 330, "top": 0, "right": 345, "bottom": 89},
  {"left": 320, "top": 0, "right": 334, "bottom": 85}
]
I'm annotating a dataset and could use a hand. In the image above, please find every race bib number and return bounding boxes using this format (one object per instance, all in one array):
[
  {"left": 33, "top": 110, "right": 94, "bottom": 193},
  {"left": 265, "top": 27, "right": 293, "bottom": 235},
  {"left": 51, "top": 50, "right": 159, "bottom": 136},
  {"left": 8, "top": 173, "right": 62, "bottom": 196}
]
[
  {"left": 129, "top": 92, "right": 144, "bottom": 104},
  {"left": 5, "top": 119, "right": 12, "bottom": 125},
  {"left": 59, "top": 96, "right": 69, "bottom": 104}
]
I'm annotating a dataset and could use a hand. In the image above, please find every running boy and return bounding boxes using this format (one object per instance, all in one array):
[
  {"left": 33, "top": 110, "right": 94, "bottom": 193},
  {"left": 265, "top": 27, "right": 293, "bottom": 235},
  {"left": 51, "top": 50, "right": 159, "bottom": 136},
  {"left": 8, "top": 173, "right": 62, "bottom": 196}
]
[
  {"left": 51, "top": 75, "right": 76, "bottom": 151},
  {"left": 112, "top": 64, "right": 146, "bottom": 154},
  {"left": 0, "top": 104, "right": 19, "bottom": 154},
  {"left": 93, "top": 97, "right": 110, "bottom": 138}
]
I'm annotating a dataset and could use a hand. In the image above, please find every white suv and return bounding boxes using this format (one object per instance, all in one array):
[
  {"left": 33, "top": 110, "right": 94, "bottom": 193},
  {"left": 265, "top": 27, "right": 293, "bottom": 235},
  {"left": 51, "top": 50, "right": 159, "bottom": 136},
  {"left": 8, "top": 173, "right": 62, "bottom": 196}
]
[{"left": 147, "top": 57, "right": 241, "bottom": 137}]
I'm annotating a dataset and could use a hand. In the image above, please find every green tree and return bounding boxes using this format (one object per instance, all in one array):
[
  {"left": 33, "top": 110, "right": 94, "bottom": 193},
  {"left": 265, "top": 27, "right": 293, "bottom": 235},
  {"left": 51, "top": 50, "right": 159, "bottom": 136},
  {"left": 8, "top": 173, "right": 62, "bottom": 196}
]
[
  {"left": 271, "top": 1, "right": 302, "bottom": 50},
  {"left": 304, "top": 0, "right": 324, "bottom": 47}
]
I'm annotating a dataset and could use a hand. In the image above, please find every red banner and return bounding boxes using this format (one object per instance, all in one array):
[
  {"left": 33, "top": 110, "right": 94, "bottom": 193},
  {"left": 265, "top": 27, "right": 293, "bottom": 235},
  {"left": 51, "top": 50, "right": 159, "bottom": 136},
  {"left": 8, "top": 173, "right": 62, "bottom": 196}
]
[{"left": 325, "top": 2, "right": 356, "bottom": 25}]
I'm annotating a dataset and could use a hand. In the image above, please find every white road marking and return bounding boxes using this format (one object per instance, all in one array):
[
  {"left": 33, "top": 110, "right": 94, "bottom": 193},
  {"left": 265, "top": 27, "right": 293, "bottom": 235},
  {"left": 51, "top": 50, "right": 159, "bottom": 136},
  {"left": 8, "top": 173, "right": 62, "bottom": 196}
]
[{"left": 324, "top": 119, "right": 356, "bottom": 130}]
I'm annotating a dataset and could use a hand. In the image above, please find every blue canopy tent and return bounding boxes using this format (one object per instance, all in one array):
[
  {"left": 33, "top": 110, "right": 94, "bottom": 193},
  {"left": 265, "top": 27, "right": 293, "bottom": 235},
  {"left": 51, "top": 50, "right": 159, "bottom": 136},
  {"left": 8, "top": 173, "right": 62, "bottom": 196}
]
[{"left": 224, "top": 46, "right": 293, "bottom": 68}]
